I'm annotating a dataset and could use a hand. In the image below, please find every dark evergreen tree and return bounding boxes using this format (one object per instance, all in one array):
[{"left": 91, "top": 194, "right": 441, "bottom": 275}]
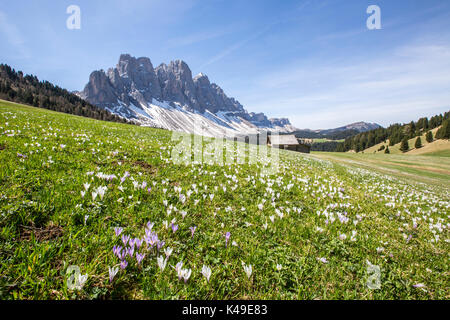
[
  {"left": 400, "top": 137, "right": 409, "bottom": 153},
  {"left": 436, "top": 119, "right": 450, "bottom": 139},
  {"left": 425, "top": 131, "right": 433, "bottom": 143},
  {"left": 414, "top": 137, "right": 422, "bottom": 149}
]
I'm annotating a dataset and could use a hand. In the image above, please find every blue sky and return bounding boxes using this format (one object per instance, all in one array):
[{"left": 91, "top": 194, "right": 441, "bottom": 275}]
[{"left": 1, "top": 0, "right": 450, "bottom": 129}]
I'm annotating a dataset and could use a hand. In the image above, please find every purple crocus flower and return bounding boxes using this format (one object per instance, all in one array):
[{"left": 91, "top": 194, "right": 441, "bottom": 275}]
[
  {"left": 135, "top": 238, "right": 143, "bottom": 249},
  {"left": 113, "top": 245, "right": 123, "bottom": 258},
  {"left": 147, "top": 187, "right": 152, "bottom": 193},
  {"left": 136, "top": 252, "right": 145, "bottom": 264},
  {"left": 225, "top": 232, "right": 231, "bottom": 247},
  {"left": 120, "top": 260, "right": 128, "bottom": 270},
  {"left": 144, "top": 232, "right": 159, "bottom": 248},
  {"left": 128, "top": 238, "right": 136, "bottom": 249},
  {"left": 189, "top": 226, "right": 197, "bottom": 238},
  {"left": 122, "top": 234, "right": 130, "bottom": 246},
  {"left": 171, "top": 224, "right": 178, "bottom": 233},
  {"left": 157, "top": 240, "right": 165, "bottom": 252},
  {"left": 120, "top": 171, "right": 130, "bottom": 184},
  {"left": 127, "top": 246, "right": 135, "bottom": 257},
  {"left": 114, "top": 227, "right": 123, "bottom": 237},
  {"left": 121, "top": 250, "right": 128, "bottom": 260}
]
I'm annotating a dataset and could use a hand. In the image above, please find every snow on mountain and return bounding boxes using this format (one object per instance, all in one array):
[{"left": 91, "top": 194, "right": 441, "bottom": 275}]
[{"left": 77, "top": 54, "right": 296, "bottom": 137}]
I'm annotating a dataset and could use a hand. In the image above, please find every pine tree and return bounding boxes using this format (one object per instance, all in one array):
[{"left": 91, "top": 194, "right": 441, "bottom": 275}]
[
  {"left": 425, "top": 131, "right": 433, "bottom": 143},
  {"left": 436, "top": 119, "right": 450, "bottom": 139},
  {"left": 414, "top": 137, "right": 422, "bottom": 149},
  {"left": 400, "top": 137, "right": 409, "bottom": 153}
]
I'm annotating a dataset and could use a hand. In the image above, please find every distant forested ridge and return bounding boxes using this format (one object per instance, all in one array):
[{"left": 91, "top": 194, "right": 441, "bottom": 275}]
[
  {"left": 336, "top": 111, "right": 450, "bottom": 152},
  {"left": 0, "top": 64, "right": 128, "bottom": 124},
  {"left": 311, "top": 141, "right": 341, "bottom": 152},
  {"left": 289, "top": 128, "right": 360, "bottom": 140}
]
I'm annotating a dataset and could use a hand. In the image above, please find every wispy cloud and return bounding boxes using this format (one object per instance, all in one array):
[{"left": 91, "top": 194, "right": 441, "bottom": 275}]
[
  {"left": 199, "top": 26, "right": 268, "bottom": 69},
  {"left": 200, "top": 0, "right": 312, "bottom": 69},
  {"left": 166, "top": 27, "right": 234, "bottom": 48},
  {"left": 0, "top": 10, "right": 29, "bottom": 59},
  {"left": 243, "top": 42, "right": 450, "bottom": 129}
]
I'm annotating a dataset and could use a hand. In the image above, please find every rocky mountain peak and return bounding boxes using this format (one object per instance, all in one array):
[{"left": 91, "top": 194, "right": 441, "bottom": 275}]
[{"left": 79, "top": 54, "right": 295, "bottom": 135}]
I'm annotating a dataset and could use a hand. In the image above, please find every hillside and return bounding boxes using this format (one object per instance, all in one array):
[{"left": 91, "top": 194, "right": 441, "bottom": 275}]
[
  {"left": 337, "top": 112, "right": 450, "bottom": 153},
  {"left": 0, "top": 64, "right": 127, "bottom": 124},
  {"left": 362, "top": 126, "right": 450, "bottom": 156},
  {"left": 0, "top": 100, "right": 448, "bottom": 299}
]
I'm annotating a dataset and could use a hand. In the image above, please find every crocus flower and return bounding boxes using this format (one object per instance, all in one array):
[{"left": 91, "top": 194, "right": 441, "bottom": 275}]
[
  {"left": 120, "top": 171, "right": 130, "bottom": 184},
  {"left": 157, "top": 240, "right": 165, "bottom": 252},
  {"left": 109, "top": 266, "right": 119, "bottom": 283},
  {"left": 120, "top": 260, "right": 128, "bottom": 270},
  {"left": 225, "top": 232, "right": 231, "bottom": 247},
  {"left": 189, "top": 226, "right": 197, "bottom": 238},
  {"left": 174, "top": 261, "right": 184, "bottom": 280},
  {"left": 243, "top": 264, "right": 252, "bottom": 279},
  {"left": 171, "top": 224, "right": 179, "bottom": 233},
  {"left": 95, "top": 186, "right": 107, "bottom": 200},
  {"left": 122, "top": 235, "right": 130, "bottom": 246},
  {"left": 182, "top": 268, "right": 192, "bottom": 283},
  {"left": 77, "top": 274, "right": 88, "bottom": 289},
  {"left": 201, "top": 265, "right": 212, "bottom": 282},
  {"left": 317, "top": 257, "right": 328, "bottom": 264},
  {"left": 113, "top": 245, "right": 123, "bottom": 258},
  {"left": 164, "top": 247, "right": 173, "bottom": 258},
  {"left": 136, "top": 253, "right": 145, "bottom": 265},
  {"left": 157, "top": 256, "right": 167, "bottom": 272},
  {"left": 146, "top": 221, "right": 154, "bottom": 231},
  {"left": 135, "top": 238, "right": 143, "bottom": 249},
  {"left": 127, "top": 246, "right": 135, "bottom": 257}
]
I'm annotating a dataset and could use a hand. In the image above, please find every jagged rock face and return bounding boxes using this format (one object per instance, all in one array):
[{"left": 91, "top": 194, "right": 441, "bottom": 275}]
[
  {"left": 81, "top": 70, "right": 118, "bottom": 107},
  {"left": 79, "top": 54, "right": 295, "bottom": 136},
  {"left": 155, "top": 60, "right": 198, "bottom": 110}
]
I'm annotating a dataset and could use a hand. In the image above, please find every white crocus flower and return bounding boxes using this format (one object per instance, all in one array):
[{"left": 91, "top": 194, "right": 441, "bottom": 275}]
[
  {"left": 243, "top": 264, "right": 252, "bottom": 279},
  {"left": 201, "top": 265, "right": 212, "bottom": 282},
  {"left": 164, "top": 247, "right": 173, "bottom": 258},
  {"left": 157, "top": 256, "right": 167, "bottom": 272},
  {"left": 77, "top": 274, "right": 88, "bottom": 290}
]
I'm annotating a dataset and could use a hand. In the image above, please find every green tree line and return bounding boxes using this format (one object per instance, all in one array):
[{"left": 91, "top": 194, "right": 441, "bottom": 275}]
[
  {"left": 336, "top": 111, "right": 450, "bottom": 152},
  {"left": 0, "top": 64, "right": 129, "bottom": 124}
]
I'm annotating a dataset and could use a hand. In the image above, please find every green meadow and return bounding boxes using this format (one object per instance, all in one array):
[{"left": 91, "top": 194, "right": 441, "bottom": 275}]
[{"left": 0, "top": 100, "right": 448, "bottom": 299}]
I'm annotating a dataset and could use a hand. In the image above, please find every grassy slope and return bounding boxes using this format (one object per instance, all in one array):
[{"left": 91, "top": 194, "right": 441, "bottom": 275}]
[
  {"left": 310, "top": 151, "right": 450, "bottom": 188},
  {"left": 0, "top": 100, "right": 449, "bottom": 300},
  {"left": 363, "top": 127, "right": 448, "bottom": 155}
]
